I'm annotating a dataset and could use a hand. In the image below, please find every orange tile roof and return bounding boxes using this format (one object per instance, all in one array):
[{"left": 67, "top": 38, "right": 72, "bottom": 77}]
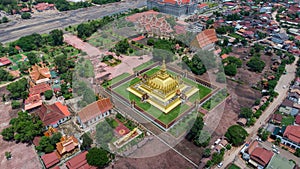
[
  {"left": 29, "top": 64, "right": 51, "bottom": 84},
  {"left": 35, "top": 102, "right": 70, "bottom": 126},
  {"left": 24, "top": 94, "right": 43, "bottom": 111},
  {"left": 250, "top": 147, "right": 273, "bottom": 166},
  {"left": 66, "top": 151, "right": 97, "bottom": 169},
  {"left": 221, "top": 54, "right": 228, "bottom": 59},
  {"left": 56, "top": 136, "right": 79, "bottom": 155},
  {"left": 195, "top": 29, "right": 218, "bottom": 49},
  {"left": 283, "top": 125, "right": 300, "bottom": 144},
  {"left": 247, "top": 141, "right": 258, "bottom": 154},
  {"left": 78, "top": 98, "right": 113, "bottom": 123},
  {"left": 41, "top": 151, "right": 60, "bottom": 168},
  {"left": 44, "top": 127, "right": 58, "bottom": 137},
  {"left": 0, "top": 57, "right": 11, "bottom": 66},
  {"left": 29, "top": 83, "right": 51, "bottom": 95}
]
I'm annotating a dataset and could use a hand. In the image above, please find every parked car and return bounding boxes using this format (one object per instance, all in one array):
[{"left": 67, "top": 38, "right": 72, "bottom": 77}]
[{"left": 217, "top": 162, "right": 223, "bottom": 168}]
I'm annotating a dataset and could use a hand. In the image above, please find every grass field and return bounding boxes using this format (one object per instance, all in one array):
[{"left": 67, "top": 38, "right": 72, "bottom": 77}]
[
  {"left": 281, "top": 115, "right": 295, "bottom": 126},
  {"left": 133, "top": 60, "right": 155, "bottom": 71},
  {"left": 228, "top": 164, "right": 241, "bottom": 169},
  {"left": 102, "top": 73, "right": 131, "bottom": 88}
]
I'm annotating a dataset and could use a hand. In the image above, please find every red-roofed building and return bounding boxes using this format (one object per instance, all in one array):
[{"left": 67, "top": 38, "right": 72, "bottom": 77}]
[
  {"left": 35, "top": 102, "right": 71, "bottom": 129},
  {"left": 24, "top": 94, "right": 43, "bottom": 111},
  {"left": 34, "top": 3, "right": 55, "bottom": 12},
  {"left": 41, "top": 151, "right": 60, "bottom": 169},
  {"left": 66, "top": 151, "right": 97, "bottom": 169},
  {"left": 250, "top": 147, "right": 273, "bottom": 167},
  {"left": 29, "top": 83, "right": 51, "bottom": 95},
  {"left": 190, "top": 29, "right": 218, "bottom": 51},
  {"left": 0, "top": 57, "right": 11, "bottom": 67},
  {"left": 277, "top": 125, "right": 300, "bottom": 150},
  {"left": 77, "top": 98, "right": 113, "bottom": 129},
  {"left": 198, "top": 3, "right": 208, "bottom": 9},
  {"left": 295, "top": 115, "right": 300, "bottom": 126}
]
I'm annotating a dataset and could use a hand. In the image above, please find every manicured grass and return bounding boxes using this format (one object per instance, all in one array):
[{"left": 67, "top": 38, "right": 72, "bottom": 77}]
[
  {"left": 133, "top": 60, "right": 155, "bottom": 71},
  {"left": 182, "top": 78, "right": 212, "bottom": 99},
  {"left": 228, "top": 164, "right": 241, "bottom": 169},
  {"left": 281, "top": 115, "right": 295, "bottom": 126},
  {"left": 229, "top": 33, "right": 244, "bottom": 39},
  {"left": 202, "top": 89, "right": 228, "bottom": 111}
]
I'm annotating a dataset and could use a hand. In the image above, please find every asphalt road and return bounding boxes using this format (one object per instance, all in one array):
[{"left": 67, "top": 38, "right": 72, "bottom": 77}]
[{"left": 0, "top": 0, "right": 146, "bottom": 44}]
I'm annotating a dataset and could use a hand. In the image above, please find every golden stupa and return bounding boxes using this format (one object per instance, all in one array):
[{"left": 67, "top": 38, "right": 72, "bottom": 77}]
[{"left": 127, "top": 60, "right": 198, "bottom": 114}]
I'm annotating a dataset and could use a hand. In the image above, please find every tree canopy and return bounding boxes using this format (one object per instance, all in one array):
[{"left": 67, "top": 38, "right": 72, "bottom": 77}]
[
  {"left": 44, "top": 90, "right": 53, "bottom": 100},
  {"left": 81, "top": 133, "right": 93, "bottom": 150},
  {"left": 36, "top": 132, "right": 62, "bottom": 153},
  {"left": 1, "top": 111, "right": 44, "bottom": 143},
  {"left": 86, "top": 147, "right": 110, "bottom": 167},
  {"left": 49, "top": 29, "right": 64, "bottom": 46},
  {"left": 240, "top": 107, "right": 253, "bottom": 119},
  {"left": 225, "top": 125, "right": 248, "bottom": 146},
  {"left": 247, "top": 57, "right": 265, "bottom": 72},
  {"left": 0, "top": 68, "right": 13, "bottom": 81},
  {"left": 224, "top": 64, "right": 237, "bottom": 76},
  {"left": 182, "top": 55, "right": 206, "bottom": 75},
  {"left": 6, "top": 78, "right": 28, "bottom": 99}
]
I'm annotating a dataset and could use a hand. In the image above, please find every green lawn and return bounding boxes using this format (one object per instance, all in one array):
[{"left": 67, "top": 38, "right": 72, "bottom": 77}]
[
  {"left": 182, "top": 78, "right": 212, "bottom": 99},
  {"left": 281, "top": 115, "right": 295, "bottom": 126},
  {"left": 102, "top": 73, "right": 131, "bottom": 88},
  {"left": 228, "top": 164, "right": 241, "bottom": 169},
  {"left": 133, "top": 60, "right": 155, "bottom": 71},
  {"left": 229, "top": 33, "right": 244, "bottom": 39}
]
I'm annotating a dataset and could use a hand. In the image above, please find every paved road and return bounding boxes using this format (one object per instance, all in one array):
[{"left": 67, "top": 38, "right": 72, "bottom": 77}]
[
  {"left": 220, "top": 57, "right": 299, "bottom": 169},
  {"left": 0, "top": 0, "right": 146, "bottom": 44}
]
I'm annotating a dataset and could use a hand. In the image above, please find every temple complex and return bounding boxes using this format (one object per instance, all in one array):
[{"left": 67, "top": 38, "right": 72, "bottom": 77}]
[
  {"left": 127, "top": 60, "right": 198, "bottom": 113},
  {"left": 28, "top": 63, "right": 51, "bottom": 85}
]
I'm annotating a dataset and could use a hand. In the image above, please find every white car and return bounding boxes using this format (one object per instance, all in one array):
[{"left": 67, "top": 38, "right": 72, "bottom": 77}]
[{"left": 217, "top": 162, "right": 223, "bottom": 168}]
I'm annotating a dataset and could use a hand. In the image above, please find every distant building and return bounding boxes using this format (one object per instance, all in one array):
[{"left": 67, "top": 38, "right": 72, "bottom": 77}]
[
  {"left": 29, "top": 63, "right": 51, "bottom": 85},
  {"left": 147, "top": 0, "right": 198, "bottom": 16},
  {"left": 0, "top": 57, "right": 11, "bottom": 67},
  {"left": 77, "top": 98, "right": 113, "bottom": 129},
  {"left": 41, "top": 151, "right": 60, "bottom": 169},
  {"left": 190, "top": 29, "right": 218, "bottom": 51},
  {"left": 56, "top": 135, "right": 79, "bottom": 157}
]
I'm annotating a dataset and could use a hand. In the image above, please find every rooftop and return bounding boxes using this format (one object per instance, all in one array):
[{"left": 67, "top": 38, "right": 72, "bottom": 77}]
[
  {"left": 78, "top": 98, "right": 113, "bottom": 123},
  {"left": 193, "top": 29, "right": 218, "bottom": 49},
  {"left": 56, "top": 136, "right": 79, "bottom": 156},
  {"left": 66, "top": 151, "right": 97, "bottom": 169},
  {"left": 283, "top": 125, "right": 300, "bottom": 144},
  {"left": 35, "top": 102, "right": 71, "bottom": 126},
  {"left": 29, "top": 83, "right": 51, "bottom": 95},
  {"left": 250, "top": 147, "right": 274, "bottom": 166},
  {"left": 41, "top": 151, "right": 60, "bottom": 169}
]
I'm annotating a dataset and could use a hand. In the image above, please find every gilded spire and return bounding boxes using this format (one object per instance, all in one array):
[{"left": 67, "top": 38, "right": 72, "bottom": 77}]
[{"left": 161, "top": 59, "right": 166, "bottom": 73}]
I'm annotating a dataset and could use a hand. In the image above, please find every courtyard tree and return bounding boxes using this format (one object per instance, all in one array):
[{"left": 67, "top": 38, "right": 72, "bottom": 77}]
[
  {"left": 86, "top": 147, "right": 110, "bottom": 168},
  {"left": 27, "top": 52, "right": 39, "bottom": 65},
  {"left": 225, "top": 125, "right": 248, "bottom": 146},
  {"left": 1, "top": 127, "right": 14, "bottom": 141},
  {"left": 5, "top": 151, "right": 11, "bottom": 160},
  {"left": 294, "top": 149, "right": 300, "bottom": 157},
  {"left": 222, "top": 56, "right": 242, "bottom": 68},
  {"left": 44, "top": 90, "right": 53, "bottom": 100},
  {"left": 247, "top": 57, "right": 265, "bottom": 72},
  {"left": 114, "top": 39, "right": 130, "bottom": 54},
  {"left": 81, "top": 133, "right": 93, "bottom": 150},
  {"left": 203, "top": 148, "right": 211, "bottom": 158},
  {"left": 36, "top": 136, "right": 55, "bottom": 153},
  {"left": 0, "top": 68, "right": 13, "bottom": 81}
]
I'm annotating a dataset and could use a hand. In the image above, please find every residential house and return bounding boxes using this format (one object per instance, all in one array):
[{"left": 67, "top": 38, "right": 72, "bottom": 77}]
[
  {"left": 288, "top": 92, "right": 300, "bottom": 104},
  {"left": 41, "top": 151, "right": 60, "bottom": 169},
  {"left": 249, "top": 147, "right": 274, "bottom": 168},
  {"left": 271, "top": 114, "right": 283, "bottom": 124},
  {"left": 237, "top": 118, "right": 247, "bottom": 126},
  {"left": 276, "top": 125, "right": 300, "bottom": 150},
  {"left": 0, "top": 57, "right": 11, "bottom": 67},
  {"left": 197, "top": 3, "right": 209, "bottom": 13},
  {"left": 77, "top": 98, "right": 113, "bottom": 129},
  {"left": 29, "top": 63, "right": 51, "bottom": 85},
  {"left": 56, "top": 135, "right": 79, "bottom": 157},
  {"left": 272, "top": 33, "right": 289, "bottom": 44},
  {"left": 190, "top": 29, "right": 218, "bottom": 51},
  {"left": 35, "top": 102, "right": 71, "bottom": 129},
  {"left": 29, "top": 83, "right": 51, "bottom": 96},
  {"left": 266, "top": 154, "right": 295, "bottom": 169},
  {"left": 66, "top": 151, "right": 97, "bottom": 169},
  {"left": 34, "top": 3, "right": 55, "bottom": 12}
]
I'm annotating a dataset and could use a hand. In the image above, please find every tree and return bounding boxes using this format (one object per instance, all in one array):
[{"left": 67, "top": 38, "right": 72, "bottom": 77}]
[
  {"left": 86, "top": 147, "right": 110, "bottom": 168},
  {"left": 194, "top": 130, "right": 211, "bottom": 147},
  {"left": 247, "top": 57, "right": 265, "bottom": 72},
  {"left": 147, "top": 38, "right": 155, "bottom": 46},
  {"left": 77, "top": 23, "right": 94, "bottom": 39},
  {"left": 294, "top": 149, "right": 300, "bottom": 157},
  {"left": 225, "top": 125, "right": 248, "bottom": 146},
  {"left": 44, "top": 90, "right": 53, "bottom": 100},
  {"left": 81, "top": 133, "right": 93, "bottom": 150},
  {"left": 186, "top": 116, "right": 204, "bottom": 141},
  {"left": 222, "top": 57, "right": 242, "bottom": 68},
  {"left": 240, "top": 107, "right": 253, "bottom": 119},
  {"left": 36, "top": 132, "right": 62, "bottom": 153},
  {"left": 49, "top": 29, "right": 64, "bottom": 46},
  {"left": 216, "top": 72, "right": 226, "bottom": 83},
  {"left": 11, "top": 100, "right": 21, "bottom": 109},
  {"left": 203, "top": 148, "right": 211, "bottom": 158},
  {"left": 0, "top": 68, "right": 13, "bottom": 81},
  {"left": 21, "top": 12, "right": 31, "bottom": 19},
  {"left": 260, "top": 130, "right": 270, "bottom": 141},
  {"left": 224, "top": 64, "right": 237, "bottom": 76},
  {"left": 5, "top": 151, "right": 11, "bottom": 160},
  {"left": 2, "top": 16, "right": 8, "bottom": 23},
  {"left": 115, "top": 39, "right": 130, "bottom": 54},
  {"left": 95, "top": 121, "right": 114, "bottom": 148},
  {"left": 1, "top": 111, "right": 43, "bottom": 143},
  {"left": 27, "top": 52, "right": 39, "bottom": 65},
  {"left": 6, "top": 78, "right": 28, "bottom": 99}
]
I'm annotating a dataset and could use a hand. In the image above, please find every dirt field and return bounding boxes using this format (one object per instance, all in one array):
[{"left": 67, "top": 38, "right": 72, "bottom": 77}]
[{"left": 0, "top": 101, "right": 42, "bottom": 169}]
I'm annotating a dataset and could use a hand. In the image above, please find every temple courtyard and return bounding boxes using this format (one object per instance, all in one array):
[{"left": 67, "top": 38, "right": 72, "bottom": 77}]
[{"left": 111, "top": 62, "right": 213, "bottom": 130}]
